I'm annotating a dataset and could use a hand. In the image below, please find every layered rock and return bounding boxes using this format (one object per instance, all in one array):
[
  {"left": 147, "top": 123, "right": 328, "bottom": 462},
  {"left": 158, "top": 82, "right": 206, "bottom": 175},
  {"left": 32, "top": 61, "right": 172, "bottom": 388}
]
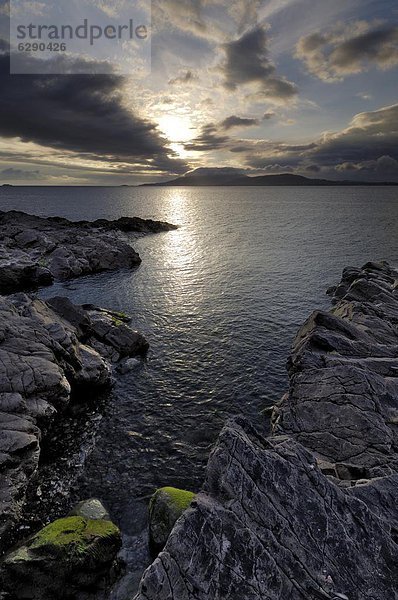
[
  {"left": 135, "top": 261, "right": 398, "bottom": 600},
  {"left": 0, "top": 294, "right": 148, "bottom": 552},
  {"left": 0, "top": 210, "right": 176, "bottom": 294}
]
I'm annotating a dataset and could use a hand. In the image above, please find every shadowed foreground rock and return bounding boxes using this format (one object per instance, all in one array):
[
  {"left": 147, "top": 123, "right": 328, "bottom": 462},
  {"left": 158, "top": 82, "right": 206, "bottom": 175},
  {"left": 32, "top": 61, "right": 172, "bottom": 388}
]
[
  {"left": 0, "top": 516, "right": 121, "bottom": 599},
  {"left": 0, "top": 210, "right": 177, "bottom": 294},
  {"left": 0, "top": 294, "right": 148, "bottom": 552},
  {"left": 135, "top": 261, "right": 398, "bottom": 600}
]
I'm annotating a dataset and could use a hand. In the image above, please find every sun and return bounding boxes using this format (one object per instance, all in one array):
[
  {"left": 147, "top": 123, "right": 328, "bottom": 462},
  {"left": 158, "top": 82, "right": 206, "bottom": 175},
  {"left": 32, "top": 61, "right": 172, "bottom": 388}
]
[
  {"left": 157, "top": 115, "right": 195, "bottom": 158},
  {"left": 158, "top": 115, "right": 193, "bottom": 142}
]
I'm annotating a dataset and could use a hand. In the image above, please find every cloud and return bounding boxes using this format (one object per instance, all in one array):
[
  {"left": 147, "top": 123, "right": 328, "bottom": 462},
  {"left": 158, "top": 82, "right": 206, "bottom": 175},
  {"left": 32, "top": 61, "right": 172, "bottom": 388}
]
[
  {"left": 168, "top": 70, "right": 199, "bottom": 85},
  {"left": 184, "top": 113, "right": 262, "bottom": 151},
  {"left": 0, "top": 53, "right": 186, "bottom": 174},
  {"left": 153, "top": 0, "right": 263, "bottom": 41},
  {"left": 296, "top": 21, "right": 398, "bottom": 81},
  {"left": 242, "top": 103, "right": 398, "bottom": 181},
  {"left": 220, "top": 115, "right": 260, "bottom": 130},
  {"left": 221, "top": 26, "right": 298, "bottom": 102},
  {"left": 153, "top": 0, "right": 216, "bottom": 40},
  {"left": 0, "top": 167, "right": 41, "bottom": 180},
  {"left": 184, "top": 123, "right": 231, "bottom": 152},
  {"left": 313, "top": 103, "right": 398, "bottom": 165}
]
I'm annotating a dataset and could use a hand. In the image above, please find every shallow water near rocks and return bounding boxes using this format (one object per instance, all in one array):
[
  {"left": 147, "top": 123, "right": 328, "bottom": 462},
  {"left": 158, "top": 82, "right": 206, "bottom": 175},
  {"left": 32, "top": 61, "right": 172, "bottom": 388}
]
[{"left": 1, "top": 185, "right": 398, "bottom": 597}]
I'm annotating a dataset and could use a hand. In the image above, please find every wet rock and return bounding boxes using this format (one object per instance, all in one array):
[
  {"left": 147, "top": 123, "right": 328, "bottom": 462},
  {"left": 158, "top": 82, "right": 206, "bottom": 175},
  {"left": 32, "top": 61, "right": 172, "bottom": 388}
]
[
  {"left": 135, "top": 261, "right": 398, "bottom": 600},
  {"left": 0, "top": 210, "right": 176, "bottom": 295},
  {"left": 149, "top": 487, "right": 195, "bottom": 554},
  {"left": 0, "top": 294, "right": 148, "bottom": 552},
  {"left": 0, "top": 516, "right": 121, "bottom": 599},
  {"left": 117, "top": 358, "right": 141, "bottom": 374},
  {"left": 86, "top": 310, "right": 149, "bottom": 359}
]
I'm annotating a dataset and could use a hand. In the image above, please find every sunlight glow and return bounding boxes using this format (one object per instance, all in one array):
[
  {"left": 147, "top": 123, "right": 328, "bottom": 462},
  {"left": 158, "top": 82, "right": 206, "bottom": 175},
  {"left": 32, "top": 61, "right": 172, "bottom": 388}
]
[{"left": 158, "top": 115, "right": 193, "bottom": 143}]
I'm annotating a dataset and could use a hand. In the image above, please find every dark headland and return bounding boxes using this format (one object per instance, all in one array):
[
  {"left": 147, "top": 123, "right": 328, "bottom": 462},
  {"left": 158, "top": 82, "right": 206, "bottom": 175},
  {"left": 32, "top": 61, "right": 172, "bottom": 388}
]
[{"left": 142, "top": 167, "right": 398, "bottom": 187}]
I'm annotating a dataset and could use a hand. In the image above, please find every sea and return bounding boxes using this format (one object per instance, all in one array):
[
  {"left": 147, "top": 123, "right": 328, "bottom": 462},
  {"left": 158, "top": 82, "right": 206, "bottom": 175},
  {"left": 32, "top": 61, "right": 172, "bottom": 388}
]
[{"left": 1, "top": 185, "right": 398, "bottom": 596}]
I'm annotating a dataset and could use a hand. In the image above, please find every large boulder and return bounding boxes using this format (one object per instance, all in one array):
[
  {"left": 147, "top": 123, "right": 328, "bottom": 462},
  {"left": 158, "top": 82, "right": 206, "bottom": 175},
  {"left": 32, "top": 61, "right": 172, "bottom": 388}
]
[
  {"left": 135, "top": 419, "right": 398, "bottom": 600},
  {"left": 149, "top": 487, "right": 195, "bottom": 554},
  {"left": 0, "top": 516, "right": 121, "bottom": 599}
]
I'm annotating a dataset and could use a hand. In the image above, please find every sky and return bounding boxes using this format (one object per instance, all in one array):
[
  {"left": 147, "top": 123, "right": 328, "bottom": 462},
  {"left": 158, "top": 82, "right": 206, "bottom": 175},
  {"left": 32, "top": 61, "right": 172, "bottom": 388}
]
[{"left": 0, "top": 0, "right": 398, "bottom": 185}]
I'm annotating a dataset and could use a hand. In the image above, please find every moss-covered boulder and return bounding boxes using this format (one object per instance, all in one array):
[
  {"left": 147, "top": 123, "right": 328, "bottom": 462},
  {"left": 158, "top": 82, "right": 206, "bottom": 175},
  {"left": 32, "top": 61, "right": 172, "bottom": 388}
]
[
  {"left": 149, "top": 487, "right": 195, "bottom": 554},
  {"left": 0, "top": 516, "right": 121, "bottom": 599}
]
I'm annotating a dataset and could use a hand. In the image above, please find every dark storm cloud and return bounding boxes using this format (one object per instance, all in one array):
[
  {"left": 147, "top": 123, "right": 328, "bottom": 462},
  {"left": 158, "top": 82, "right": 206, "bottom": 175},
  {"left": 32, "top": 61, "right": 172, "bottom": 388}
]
[
  {"left": 220, "top": 115, "right": 260, "bottom": 130},
  {"left": 221, "top": 26, "right": 297, "bottom": 101},
  {"left": 0, "top": 53, "right": 186, "bottom": 174},
  {"left": 296, "top": 23, "right": 398, "bottom": 81}
]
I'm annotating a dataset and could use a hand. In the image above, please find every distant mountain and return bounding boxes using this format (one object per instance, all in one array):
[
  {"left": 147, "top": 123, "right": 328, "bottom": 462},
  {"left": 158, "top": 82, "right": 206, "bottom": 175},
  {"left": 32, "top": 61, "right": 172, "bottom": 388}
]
[{"left": 142, "top": 168, "right": 398, "bottom": 187}]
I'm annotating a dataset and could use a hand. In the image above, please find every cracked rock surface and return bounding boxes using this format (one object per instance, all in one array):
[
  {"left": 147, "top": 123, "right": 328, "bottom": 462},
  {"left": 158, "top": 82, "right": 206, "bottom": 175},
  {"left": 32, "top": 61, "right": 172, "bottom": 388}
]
[
  {"left": 135, "top": 261, "right": 398, "bottom": 600},
  {"left": 0, "top": 210, "right": 176, "bottom": 294},
  {"left": 0, "top": 294, "right": 148, "bottom": 552}
]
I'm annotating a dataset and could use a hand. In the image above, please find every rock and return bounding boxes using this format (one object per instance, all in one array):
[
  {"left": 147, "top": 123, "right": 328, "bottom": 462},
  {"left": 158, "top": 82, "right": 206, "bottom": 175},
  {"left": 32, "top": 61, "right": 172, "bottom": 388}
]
[
  {"left": 0, "top": 210, "right": 176, "bottom": 294},
  {"left": 0, "top": 516, "right": 121, "bottom": 599},
  {"left": 69, "top": 498, "right": 110, "bottom": 521},
  {"left": 0, "top": 294, "right": 148, "bottom": 551},
  {"left": 149, "top": 487, "right": 195, "bottom": 554},
  {"left": 86, "top": 310, "right": 149, "bottom": 359},
  {"left": 136, "top": 419, "right": 398, "bottom": 600},
  {"left": 0, "top": 263, "right": 54, "bottom": 295},
  {"left": 135, "top": 261, "right": 398, "bottom": 600},
  {"left": 117, "top": 358, "right": 142, "bottom": 374},
  {"left": 92, "top": 216, "right": 178, "bottom": 234}
]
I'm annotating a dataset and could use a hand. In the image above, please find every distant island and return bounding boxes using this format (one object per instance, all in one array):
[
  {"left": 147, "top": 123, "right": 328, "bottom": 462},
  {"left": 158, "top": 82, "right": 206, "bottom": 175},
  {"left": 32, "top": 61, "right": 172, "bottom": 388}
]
[{"left": 142, "top": 168, "right": 398, "bottom": 187}]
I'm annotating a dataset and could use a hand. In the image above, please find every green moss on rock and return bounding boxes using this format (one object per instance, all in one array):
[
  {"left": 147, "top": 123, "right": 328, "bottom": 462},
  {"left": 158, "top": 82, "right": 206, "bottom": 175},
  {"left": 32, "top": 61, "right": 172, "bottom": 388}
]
[
  {"left": 29, "top": 516, "right": 118, "bottom": 554},
  {"left": 0, "top": 517, "right": 121, "bottom": 599},
  {"left": 149, "top": 487, "right": 195, "bottom": 554},
  {"left": 111, "top": 316, "right": 124, "bottom": 327}
]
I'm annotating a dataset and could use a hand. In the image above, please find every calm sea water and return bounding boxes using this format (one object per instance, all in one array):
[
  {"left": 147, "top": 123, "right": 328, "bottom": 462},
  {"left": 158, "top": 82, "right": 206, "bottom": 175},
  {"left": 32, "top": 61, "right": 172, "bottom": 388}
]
[{"left": 1, "top": 185, "right": 398, "bottom": 595}]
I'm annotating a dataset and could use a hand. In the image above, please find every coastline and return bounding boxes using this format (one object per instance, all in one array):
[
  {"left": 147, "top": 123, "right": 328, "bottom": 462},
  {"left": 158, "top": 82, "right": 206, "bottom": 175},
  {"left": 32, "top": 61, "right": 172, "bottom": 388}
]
[
  {"left": 0, "top": 211, "right": 177, "bottom": 597},
  {"left": 0, "top": 210, "right": 398, "bottom": 598}
]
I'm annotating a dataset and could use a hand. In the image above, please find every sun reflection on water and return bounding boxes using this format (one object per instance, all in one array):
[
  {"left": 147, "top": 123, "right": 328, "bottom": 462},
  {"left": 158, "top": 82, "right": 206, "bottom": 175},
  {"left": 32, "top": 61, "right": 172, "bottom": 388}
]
[{"left": 157, "top": 189, "right": 204, "bottom": 313}]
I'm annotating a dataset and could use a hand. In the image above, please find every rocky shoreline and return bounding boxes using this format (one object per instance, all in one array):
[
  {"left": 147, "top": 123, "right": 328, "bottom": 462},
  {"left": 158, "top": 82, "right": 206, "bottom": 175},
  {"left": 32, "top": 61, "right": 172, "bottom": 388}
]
[
  {"left": 135, "top": 261, "right": 398, "bottom": 600},
  {"left": 0, "top": 210, "right": 177, "bottom": 598},
  {"left": 1, "top": 208, "right": 398, "bottom": 599},
  {"left": 0, "top": 210, "right": 176, "bottom": 294}
]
